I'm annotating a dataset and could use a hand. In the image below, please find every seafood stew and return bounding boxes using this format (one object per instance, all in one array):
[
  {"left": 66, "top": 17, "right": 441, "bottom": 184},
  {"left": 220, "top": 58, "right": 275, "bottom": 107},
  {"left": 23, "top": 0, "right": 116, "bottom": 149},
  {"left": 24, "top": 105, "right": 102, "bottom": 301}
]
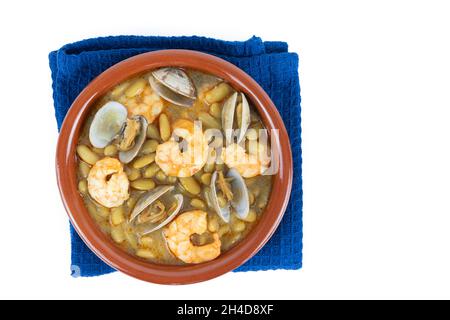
[{"left": 76, "top": 67, "right": 275, "bottom": 265}]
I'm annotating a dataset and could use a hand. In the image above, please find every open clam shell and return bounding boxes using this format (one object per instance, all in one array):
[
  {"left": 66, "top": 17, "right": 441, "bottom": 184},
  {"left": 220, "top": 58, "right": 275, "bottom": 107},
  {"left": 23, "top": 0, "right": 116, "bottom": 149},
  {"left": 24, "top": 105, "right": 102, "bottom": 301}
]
[
  {"left": 227, "top": 168, "right": 250, "bottom": 220},
  {"left": 188, "top": 70, "right": 222, "bottom": 95},
  {"left": 129, "top": 186, "right": 174, "bottom": 222},
  {"left": 222, "top": 92, "right": 250, "bottom": 144},
  {"left": 209, "top": 169, "right": 250, "bottom": 223},
  {"left": 135, "top": 194, "right": 183, "bottom": 236},
  {"left": 237, "top": 93, "right": 250, "bottom": 144},
  {"left": 222, "top": 92, "right": 237, "bottom": 145},
  {"left": 129, "top": 186, "right": 184, "bottom": 236},
  {"left": 149, "top": 67, "right": 196, "bottom": 107},
  {"left": 209, "top": 171, "right": 231, "bottom": 223},
  {"left": 89, "top": 101, "right": 128, "bottom": 148},
  {"left": 118, "top": 115, "right": 148, "bottom": 164}
]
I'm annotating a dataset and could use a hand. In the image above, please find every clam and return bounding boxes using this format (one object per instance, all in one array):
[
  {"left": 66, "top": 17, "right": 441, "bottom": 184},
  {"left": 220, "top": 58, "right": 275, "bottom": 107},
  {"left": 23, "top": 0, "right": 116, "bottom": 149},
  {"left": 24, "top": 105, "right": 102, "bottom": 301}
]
[
  {"left": 116, "top": 118, "right": 140, "bottom": 151},
  {"left": 149, "top": 67, "right": 196, "bottom": 107},
  {"left": 209, "top": 169, "right": 250, "bottom": 223},
  {"left": 227, "top": 168, "right": 250, "bottom": 220},
  {"left": 89, "top": 101, "right": 128, "bottom": 148},
  {"left": 188, "top": 70, "right": 222, "bottom": 95},
  {"left": 88, "top": 101, "right": 148, "bottom": 163},
  {"left": 117, "top": 116, "right": 148, "bottom": 164},
  {"left": 129, "top": 186, "right": 183, "bottom": 236},
  {"left": 209, "top": 171, "right": 231, "bottom": 223},
  {"left": 222, "top": 92, "right": 250, "bottom": 144}
]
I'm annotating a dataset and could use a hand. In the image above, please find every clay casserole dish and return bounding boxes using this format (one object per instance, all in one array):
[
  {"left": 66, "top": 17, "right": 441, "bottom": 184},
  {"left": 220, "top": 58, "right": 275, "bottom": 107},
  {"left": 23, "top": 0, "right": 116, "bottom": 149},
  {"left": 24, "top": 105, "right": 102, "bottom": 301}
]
[{"left": 56, "top": 50, "right": 293, "bottom": 284}]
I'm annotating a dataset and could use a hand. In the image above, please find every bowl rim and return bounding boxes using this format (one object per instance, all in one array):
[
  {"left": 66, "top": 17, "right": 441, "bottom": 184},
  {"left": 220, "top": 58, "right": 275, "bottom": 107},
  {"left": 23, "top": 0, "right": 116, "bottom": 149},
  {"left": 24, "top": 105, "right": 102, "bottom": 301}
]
[{"left": 56, "top": 49, "right": 293, "bottom": 284}]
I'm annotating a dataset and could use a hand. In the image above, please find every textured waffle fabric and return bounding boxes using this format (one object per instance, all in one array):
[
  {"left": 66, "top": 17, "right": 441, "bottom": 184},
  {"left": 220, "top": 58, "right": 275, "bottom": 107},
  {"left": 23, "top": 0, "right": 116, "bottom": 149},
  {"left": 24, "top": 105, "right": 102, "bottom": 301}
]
[{"left": 49, "top": 35, "right": 302, "bottom": 277}]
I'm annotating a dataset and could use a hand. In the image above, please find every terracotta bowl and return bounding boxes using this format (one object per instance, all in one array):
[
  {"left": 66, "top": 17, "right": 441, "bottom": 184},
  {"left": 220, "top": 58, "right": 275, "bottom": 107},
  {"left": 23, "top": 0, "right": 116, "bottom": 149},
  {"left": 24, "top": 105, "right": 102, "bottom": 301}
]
[{"left": 56, "top": 50, "right": 293, "bottom": 284}]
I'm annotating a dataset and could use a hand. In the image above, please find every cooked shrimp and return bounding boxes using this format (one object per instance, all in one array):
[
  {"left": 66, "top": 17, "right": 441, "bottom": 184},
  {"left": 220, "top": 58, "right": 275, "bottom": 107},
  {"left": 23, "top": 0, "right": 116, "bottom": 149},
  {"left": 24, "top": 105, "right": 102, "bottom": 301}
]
[
  {"left": 120, "top": 86, "right": 164, "bottom": 124},
  {"left": 222, "top": 143, "right": 271, "bottom": 178},
  {"left": 155, "top": 119, "right": 208, "bottom": 177},
  {"left": 87, "top": 157, "right": 129, "bottom": 208},
  {"left": 164, "top": 210, "right": 221, "bottom": 264}
]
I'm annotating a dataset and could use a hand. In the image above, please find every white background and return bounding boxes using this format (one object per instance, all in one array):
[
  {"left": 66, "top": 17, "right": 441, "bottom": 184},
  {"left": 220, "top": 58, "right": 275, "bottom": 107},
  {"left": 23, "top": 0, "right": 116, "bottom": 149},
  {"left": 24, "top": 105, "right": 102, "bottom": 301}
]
[{"left": 0, "top": 0, "right": 449, "bottom": 300}]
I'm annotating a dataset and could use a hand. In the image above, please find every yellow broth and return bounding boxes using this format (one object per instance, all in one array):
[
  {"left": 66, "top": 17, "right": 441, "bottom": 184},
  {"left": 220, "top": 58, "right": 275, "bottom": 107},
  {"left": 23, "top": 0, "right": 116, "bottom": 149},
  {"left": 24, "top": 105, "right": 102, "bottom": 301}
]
[{"left": 76, "top": 68, "right": 274, "bottom": 265}]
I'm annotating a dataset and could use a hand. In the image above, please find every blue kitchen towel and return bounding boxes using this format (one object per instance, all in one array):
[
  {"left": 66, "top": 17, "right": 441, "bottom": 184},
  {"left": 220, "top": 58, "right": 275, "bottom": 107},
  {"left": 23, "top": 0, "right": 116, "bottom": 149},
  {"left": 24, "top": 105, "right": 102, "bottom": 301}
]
[{"left": 49, "top": 35, "right": 302, "bottom": 277}]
